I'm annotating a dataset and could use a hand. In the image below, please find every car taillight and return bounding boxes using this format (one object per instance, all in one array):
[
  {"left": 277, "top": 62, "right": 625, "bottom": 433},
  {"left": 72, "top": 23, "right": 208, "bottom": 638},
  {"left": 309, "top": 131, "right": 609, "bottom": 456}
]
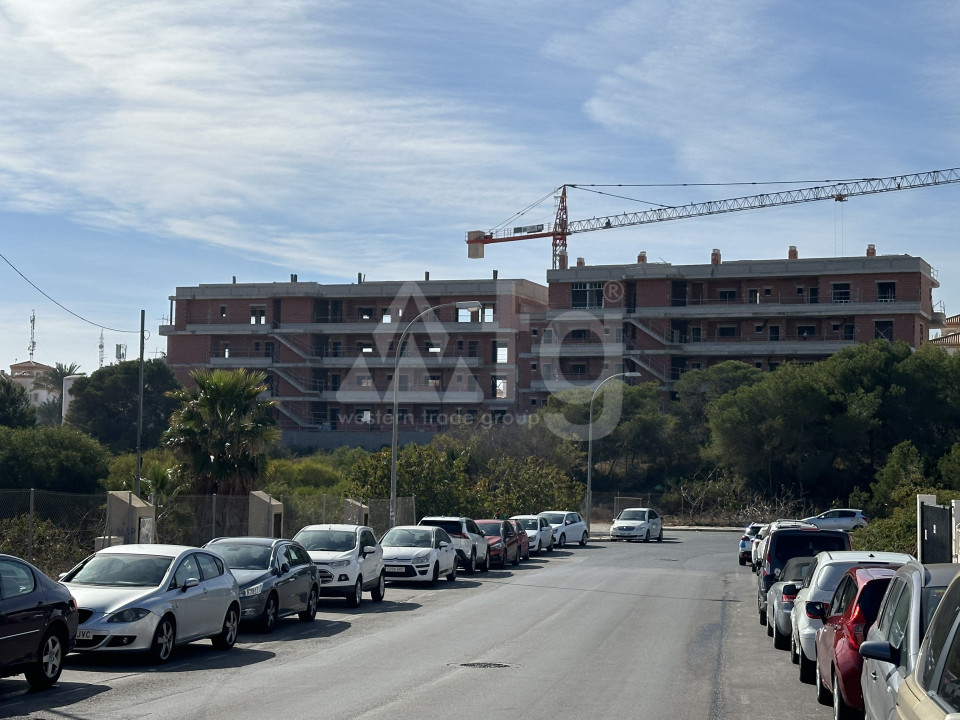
[
  {"left": 844, "top": 603, "right": 866, "bottom": 649},
  {"left": 451, "top": 532, "right": 468, "bottom": 539},
  {"left": 782, "top": 588, "right": 797, "bottom": 603},
  {"left": 861, "top": 516, "right": 870, "bottom": 524}
]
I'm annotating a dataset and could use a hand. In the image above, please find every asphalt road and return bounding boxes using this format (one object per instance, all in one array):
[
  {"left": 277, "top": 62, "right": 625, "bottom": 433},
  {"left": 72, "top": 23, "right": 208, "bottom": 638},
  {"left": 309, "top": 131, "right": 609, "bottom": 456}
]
[{"left": 1, "top": 531, "right": 833, "bottom": 720}]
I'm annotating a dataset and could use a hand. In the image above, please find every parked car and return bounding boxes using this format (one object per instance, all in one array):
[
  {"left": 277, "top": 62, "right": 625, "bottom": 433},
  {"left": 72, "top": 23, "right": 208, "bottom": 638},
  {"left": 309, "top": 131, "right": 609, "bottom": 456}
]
[
  {"left": 476, "top": 519, "right": 521, "bottom": 568},
  {"left": 418, "top": 516, "right": 489, "bottom": 573},
  {"left": 511, "top": 514, "right": 554, "bottom": 555},
  {"left": 293, "top": 524, "right": 386, "bottom": 607},
  {"left": 204, "top": 537, "right": 319, "bottom": 631},
  {"left": 858, "top": 561, "right": 960, "bottom": 720},
  {"left": 790, "top": 550, "right": 913, "bottom": 684},
  {"left": 758, "top": 525, "right": 851, "bottom": 625},
  {"left": 802, "top": 508, "right": 870, "bottom": 532},
  {"left": 540, "top": 511, "right": 588, "bottom": 548},
  {"left": 875, "top": 566, "right": 960, "bottom": 719},
  {"left": 0, "top": 553, "right": 78, "bottom": 689},
  {"left": 751, "top": 523, "right": 771, "bottom": 571},
  {"left": 812, "top": 565, "right": 897, "bottom": 718},
  {"left": 610, "top": 507, "right": 663, "bottom": 542},
  {"left": 380, "top": 525, "right": 458, "bottom": 584},
  {"left": 766, "top": 555, "right": 815, "bottom": 650},
  {"left": 62, "top": 544, "right": 240, "bottom": 663},
  {"left": 739, "top": 523, "right": 764, "bottom": 566},
  {"left": 510, "top": 520, "right": 531, "bottom": 561}
]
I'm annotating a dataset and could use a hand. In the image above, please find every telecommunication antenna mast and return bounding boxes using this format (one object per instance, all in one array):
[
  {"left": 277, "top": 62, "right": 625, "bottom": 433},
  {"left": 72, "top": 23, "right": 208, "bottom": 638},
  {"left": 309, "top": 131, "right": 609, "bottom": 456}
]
[{"left": 28, "top": 310, "right": 36, "bottom": 361}]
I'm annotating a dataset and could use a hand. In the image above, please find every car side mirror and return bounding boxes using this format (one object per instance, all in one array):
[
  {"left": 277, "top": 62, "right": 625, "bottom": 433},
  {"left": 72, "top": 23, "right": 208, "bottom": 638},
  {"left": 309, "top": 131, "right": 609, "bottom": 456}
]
[
  {"left": 280, "top": 562, "right": 291, "bottom": 574},
  {"left": 439, "top": 541, "right": 449, "bottom": 548},
  {"left": 362, "top": 545, "right": 376, "bottom": 556},
  {"left": 781, "top": 583, "right": 798, "bottom": 596},
  {"left": 181, "top": 577, "right": 200, "bottom": 592},
  {"left": 859, "top": 640, "right": 900, "bottom": 665},
  {"left": 773, "top": 568, "right": 781, "bottom": 579}
]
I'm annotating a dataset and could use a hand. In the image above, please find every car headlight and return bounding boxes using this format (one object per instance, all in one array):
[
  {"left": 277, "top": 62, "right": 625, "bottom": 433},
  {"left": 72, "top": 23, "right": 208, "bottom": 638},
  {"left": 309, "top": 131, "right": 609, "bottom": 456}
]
[
  {"left": 326, "top": 560, "right": 351, "bottom": 569},
  {"left": 241, "top": 582, "right": 264, "bottom": 597},
  {"left": 411, "top": 552, "right": 431, "bottom": 564},
  {"left": 490, "top": 540, "right": 503, "bottom": 549},
  {"left": 108, "top": 608, "right": 151, "bottom": 623}
]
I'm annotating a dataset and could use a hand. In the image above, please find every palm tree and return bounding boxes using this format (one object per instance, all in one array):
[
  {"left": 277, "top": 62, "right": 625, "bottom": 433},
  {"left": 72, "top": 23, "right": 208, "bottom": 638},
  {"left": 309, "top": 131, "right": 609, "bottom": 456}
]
[
  {"left": 36, "top": 397, "right": 63, "bottom": 426},
  {"left": 163, "top": 368, "right": 279, "bottom": 496},
  {"left": 36, "top": 362, "right": 83, "bottom": 396}
]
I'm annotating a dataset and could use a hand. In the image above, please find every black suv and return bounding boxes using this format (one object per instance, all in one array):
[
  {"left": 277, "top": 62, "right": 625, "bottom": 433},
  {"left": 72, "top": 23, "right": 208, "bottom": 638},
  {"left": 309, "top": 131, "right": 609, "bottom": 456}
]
[{"left": 757, "top": 523, "right": 851, "bottom": 621}]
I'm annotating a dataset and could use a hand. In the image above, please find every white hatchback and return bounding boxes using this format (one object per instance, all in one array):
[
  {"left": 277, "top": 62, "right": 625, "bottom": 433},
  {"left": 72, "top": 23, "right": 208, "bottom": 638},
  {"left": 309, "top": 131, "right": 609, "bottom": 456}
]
[
  {"left": 510, "top": 515, "right": 554, "bottom": 555},
  {"left": 540, "top": 511, "right": 588, "bottom": 548},
  {"left": 610, "top": 507, "right": 663, "bottom": 542}
]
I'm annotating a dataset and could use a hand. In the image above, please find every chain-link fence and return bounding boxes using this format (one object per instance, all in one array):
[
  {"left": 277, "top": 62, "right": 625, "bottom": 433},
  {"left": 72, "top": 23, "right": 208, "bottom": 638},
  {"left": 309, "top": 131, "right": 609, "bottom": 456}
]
[
  {"left": 0, "top": 489, "right": 417, "bottom": 577},
  {"left": 0, "top": 489, "right": 108, "bottom": 577}
]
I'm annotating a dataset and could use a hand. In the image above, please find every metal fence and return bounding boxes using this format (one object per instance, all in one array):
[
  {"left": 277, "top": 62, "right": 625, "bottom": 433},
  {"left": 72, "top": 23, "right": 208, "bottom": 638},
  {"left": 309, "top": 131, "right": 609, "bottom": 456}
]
[{"left": 0, "top": 489, "right": 416, "bottom": 578}]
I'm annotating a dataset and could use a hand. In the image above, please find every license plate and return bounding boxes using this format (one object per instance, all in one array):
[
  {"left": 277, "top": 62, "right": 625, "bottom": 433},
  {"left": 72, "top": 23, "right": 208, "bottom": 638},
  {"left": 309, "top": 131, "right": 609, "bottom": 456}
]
[
  {"left": 76, "top": 629, "right": 93, "bottom": 640},
  {"left": 385, "top": 566, "right": 405, "bottom": 573}
]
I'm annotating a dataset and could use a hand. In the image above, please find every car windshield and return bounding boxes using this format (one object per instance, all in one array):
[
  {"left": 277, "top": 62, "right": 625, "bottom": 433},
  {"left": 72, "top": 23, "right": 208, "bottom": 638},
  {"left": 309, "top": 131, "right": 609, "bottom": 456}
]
[
  {"left": 618, "top": 510, "right": 647, "bottom": 521},
  {"left": 477, "top": 522, "right": 503, "bottom": 536},
  {"left": 419, "top": 519, "right": 461, "bottom": 534},
  {"left": 294, "top": 529, "right": 357, "bottom": 552},
  {"left": 213, "top": 543, "right": 274, "bottom": 570},
  {"left": 541, "top": 513, "right": 565, "bottom": 524},
  {"left": 382, "top": 528, "right": 434, "bottom": 548},
  {"left": 516, "top": 518, "right": 539, "bottom": 530},
  {"left": 65, "top": 554, "right": 173, "bottom": 587}
]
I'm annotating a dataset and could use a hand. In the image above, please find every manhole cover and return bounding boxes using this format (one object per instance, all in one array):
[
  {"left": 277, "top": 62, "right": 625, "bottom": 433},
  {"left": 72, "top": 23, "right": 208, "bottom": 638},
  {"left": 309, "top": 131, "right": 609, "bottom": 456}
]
[{"left": 458, "top": 662, "right": 514, "bottom": 669}]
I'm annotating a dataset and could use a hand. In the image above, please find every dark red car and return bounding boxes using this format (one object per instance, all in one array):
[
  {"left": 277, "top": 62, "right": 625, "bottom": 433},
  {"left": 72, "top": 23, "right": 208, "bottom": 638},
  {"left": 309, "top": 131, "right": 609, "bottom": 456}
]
[
  {"left": 510, "top": 520, "right": 530, "bottom": 561},
  {"left": 476, "top": 520, "right": 520, "bottom": 568},
  {"left": 812, "top": 565, "right": 898, "bottom": 717}
]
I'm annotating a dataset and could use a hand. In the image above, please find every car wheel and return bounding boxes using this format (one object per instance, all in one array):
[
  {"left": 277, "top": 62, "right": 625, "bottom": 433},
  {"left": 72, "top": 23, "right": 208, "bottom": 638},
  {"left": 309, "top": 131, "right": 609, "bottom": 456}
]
[
  {"left": 24, "top": 628, "right": 66, "bottom": 689},
  {"left": 535, "top": 540, "right": 542, "bottom": 556},
  {"left": 299, "top": 586, "right": 319, "bottom": 621},
  {"left": 259, "top": 592, "right": 279, "bottom": 633},
  {"left": 790, "top": 635, "right": 800, "bottom": 665},
  {"left": 523, "top": 544, "right": 530, "bottom": 561},
  {"left": 346, "top": 578, "right": 363, "bottom": 608},
  {"left": 371, "top": 572, "right": 386, "bottom": 602},
  {"left": 464, "top": 550, "right": 476, "bottom": 575},
  {"left": 512, "top": 546, "right": 520, "bottom": 566},
  {"left": 149, "top": 615, "right": 176, "bottom": 663},
  {"left": 799, "top": 646, "right": 816, "bottom": 684},
  {"left": 546, "top": 538, "right": 554, "bottom": 553},
  {"left": 833, "top": 672, "right": 855, "bottom": 720},
  {"left": 738, "top": 556, "right": 746, "bottom": 566},
  {"left": 558, "top": 534, "right": 566, "bottom": 549},
  {"left": 579, "top": 531, "right": 588, "bottom": 546},
  {"left": 431, "top": 563, "right": 440, "bottom": 585},
  {"left": 766, "top": 617, "right": 773, "bottom": 637},
  {"left": 656, "top": 528, "right": 663, "bottom": 542},
  {"left": 212, "top": 604, "right": 240, "bottom": 650},
  {"left": 773, "top": 622, "right": 790, "bottom": 650},
  {"left": 446, "top": 562, "right": 457, "bottom": 582},
  {"left": 817, "top": 664, "right": 832, "bottom": 705},
  {"left": 499, "top": 551, "right": 507, "bottom": 569},
  {"left": 478, "top": 552, "right": 489, "bottom": 572},
  {"left": 642, "top": 530, "right": 650, "bottom": 543}
]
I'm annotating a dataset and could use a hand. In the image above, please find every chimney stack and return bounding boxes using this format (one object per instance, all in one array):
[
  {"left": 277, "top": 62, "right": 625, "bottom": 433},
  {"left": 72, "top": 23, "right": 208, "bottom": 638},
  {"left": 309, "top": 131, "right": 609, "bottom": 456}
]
[
  {"left": 425, "top": 271, "right": 430, "bottom": 281},
  {"left": 711, "top": 249, "right": 721, "bottom": 265},
  {"left": 866, "top": 244, "right": 876, "bottom": 257},
  {"left": 788, "top": 246, "right": 798, "bottom": 260},
  {"left": 558, "top": 252, "right": 568, "bottom": 270},
  {"left": 493, "top": 269, "right": 498, "bottom": 279},
  {"left": 638, "top": 251, "right": 647, "bottom": 264},
  {"left": 291, "top": 273, "right": 298, "bottom": 282},
  {"left": 576, "top": 257, "right": 585, "bottom": 267}
]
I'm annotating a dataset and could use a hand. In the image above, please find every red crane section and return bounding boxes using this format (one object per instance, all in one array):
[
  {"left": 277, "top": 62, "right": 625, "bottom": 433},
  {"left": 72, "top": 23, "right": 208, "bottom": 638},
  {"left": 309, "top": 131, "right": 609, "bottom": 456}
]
[{"left": 466, "top": 167, "right": 960, "bottom": 269}]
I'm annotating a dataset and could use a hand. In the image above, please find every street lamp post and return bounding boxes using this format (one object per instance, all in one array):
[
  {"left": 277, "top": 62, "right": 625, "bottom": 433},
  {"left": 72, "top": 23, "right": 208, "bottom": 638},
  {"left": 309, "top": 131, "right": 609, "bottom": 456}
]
[
  {"left": 586, "top": 371, "right": 642, "bottom": 533},
  {"left": 389, "top": 299, "right": 482, "bottom": 528}
]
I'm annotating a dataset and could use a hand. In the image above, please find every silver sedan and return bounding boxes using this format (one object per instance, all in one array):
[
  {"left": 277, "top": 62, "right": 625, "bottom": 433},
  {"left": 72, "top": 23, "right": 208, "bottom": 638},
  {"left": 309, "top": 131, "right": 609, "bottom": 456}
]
[{"left": 62, "top": 544, "right": 240, "bottom": 663}]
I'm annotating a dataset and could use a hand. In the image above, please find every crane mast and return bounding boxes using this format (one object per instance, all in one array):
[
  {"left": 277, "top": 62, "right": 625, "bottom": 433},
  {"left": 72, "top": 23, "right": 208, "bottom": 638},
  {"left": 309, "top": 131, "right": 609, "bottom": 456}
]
[{"left": 466, "top": 167, "right": 960, "bottom": 269}]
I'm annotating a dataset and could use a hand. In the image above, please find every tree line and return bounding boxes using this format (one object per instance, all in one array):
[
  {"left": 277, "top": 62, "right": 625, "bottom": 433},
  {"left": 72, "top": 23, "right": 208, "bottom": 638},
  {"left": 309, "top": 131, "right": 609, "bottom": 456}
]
[{"left": 2, "top": 340, "right": 958, "bottom": 525}]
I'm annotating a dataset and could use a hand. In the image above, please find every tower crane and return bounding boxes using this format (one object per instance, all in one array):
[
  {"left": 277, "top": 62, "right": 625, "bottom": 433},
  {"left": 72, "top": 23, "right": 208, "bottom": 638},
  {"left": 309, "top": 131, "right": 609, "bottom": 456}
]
[{"left": 466, "top": 167, "right": 960, "bottom": 269}]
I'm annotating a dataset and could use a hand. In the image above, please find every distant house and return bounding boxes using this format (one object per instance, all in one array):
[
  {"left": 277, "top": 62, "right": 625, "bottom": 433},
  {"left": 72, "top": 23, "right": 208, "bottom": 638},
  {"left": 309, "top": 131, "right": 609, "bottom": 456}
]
[{"left": 6, "top": 360, "right": 54, "bottom": 406}]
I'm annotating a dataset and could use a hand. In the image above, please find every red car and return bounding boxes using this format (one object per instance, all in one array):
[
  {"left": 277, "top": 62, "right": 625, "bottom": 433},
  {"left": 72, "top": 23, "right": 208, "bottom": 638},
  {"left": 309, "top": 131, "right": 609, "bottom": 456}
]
[
  {"left": 476, "top": 520, "right": 521, "bottom": 568},
  {"left": 510, "top": 520, "right": 530, "bottom": 561},
  {"left": 812, "top": 565, "right": 898, "bottom": 718}
]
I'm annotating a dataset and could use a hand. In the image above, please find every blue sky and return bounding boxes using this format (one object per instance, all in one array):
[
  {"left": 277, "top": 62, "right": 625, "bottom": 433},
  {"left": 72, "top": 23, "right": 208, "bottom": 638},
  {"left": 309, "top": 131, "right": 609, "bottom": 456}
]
[{"left": 2, "top": 1, "right": 959, "bottom": 375}]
